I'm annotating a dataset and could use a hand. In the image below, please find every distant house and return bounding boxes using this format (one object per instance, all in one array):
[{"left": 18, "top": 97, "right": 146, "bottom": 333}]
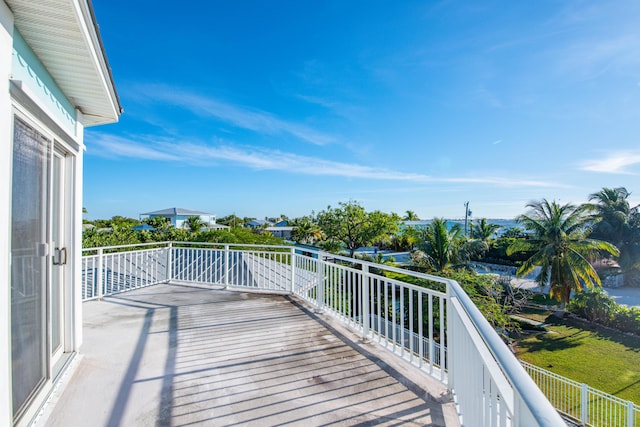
[
  {"left": 265, "top": 226, "right": 294, "bottom": 240},
  {"left": 141, "top": 207, "right": 217, "bottom": 229},
  {"left": 245, "top": 219, "right": 273, "bottom": 229}
]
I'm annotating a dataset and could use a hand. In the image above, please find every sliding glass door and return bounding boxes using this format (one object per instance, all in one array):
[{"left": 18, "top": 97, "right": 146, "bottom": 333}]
[
  {"left": 11, "top": 117, "right": 50, "bottom": 416},
  {"left": 10, "top": 115, "right": 73, "bottom": 423}
]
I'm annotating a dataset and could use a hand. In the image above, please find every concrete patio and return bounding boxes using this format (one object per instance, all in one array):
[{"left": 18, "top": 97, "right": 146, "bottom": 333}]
[{"left": 42, "top": 283, "right": 459, "bottom": 426}]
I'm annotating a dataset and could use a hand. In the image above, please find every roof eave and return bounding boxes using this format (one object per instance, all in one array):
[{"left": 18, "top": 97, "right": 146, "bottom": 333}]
[{"left": 7, "top": 0, "right": 122, "bottom": 127}]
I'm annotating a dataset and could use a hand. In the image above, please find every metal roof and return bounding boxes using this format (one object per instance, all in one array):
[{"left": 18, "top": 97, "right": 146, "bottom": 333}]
[
  {"left": 141, "top": 208, "right": 214, "bottom": 216},
  {"left": 7, "top": 0, "right": 122, "bottom": 126}
]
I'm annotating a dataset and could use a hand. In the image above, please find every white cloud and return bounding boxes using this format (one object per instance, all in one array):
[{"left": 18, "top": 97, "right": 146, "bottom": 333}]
[
  {"left": 87, "top": 133, "right": 560, "bottom": 188},
  {"left": 580, "top": 151, "right": 640, "bottom": 174},
  {"left": 89, "top": 134, "right": 181, "bottom": 161},
  {"left": 133, "top": 85, "right": 336, "bottom": 146}
]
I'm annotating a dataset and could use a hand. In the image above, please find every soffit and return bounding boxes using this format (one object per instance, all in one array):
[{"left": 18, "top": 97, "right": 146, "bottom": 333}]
[{"left": 7, "top": 0, "right": 122, "bottom": 126}]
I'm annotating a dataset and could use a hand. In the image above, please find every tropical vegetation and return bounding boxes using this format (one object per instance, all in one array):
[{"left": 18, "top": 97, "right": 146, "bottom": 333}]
[
  {"left": 507, "top": 199, "right": 619, "bottom": 307},
  {"left": 411, "top": 218, "right": 483, "bottom": 271},
  {"left": 316, "top": 201, "right": 399, "bottom": 257},
  {"left": 587, "top": 187, "right": 640, "bottom": 285},
  {"left": 84, "top": 185, "right": 640, "bottom": 331},
  {"left": 83, "top": 187, "right": 640, "bottom": 405},
  {"left": 82, "top": 216, "right": 285, "bottom": 248}
]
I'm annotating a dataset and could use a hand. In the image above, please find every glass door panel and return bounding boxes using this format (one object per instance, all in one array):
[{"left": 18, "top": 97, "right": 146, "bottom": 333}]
[{"left": 11, "top": 117, "right": 50, "bottom": 416}]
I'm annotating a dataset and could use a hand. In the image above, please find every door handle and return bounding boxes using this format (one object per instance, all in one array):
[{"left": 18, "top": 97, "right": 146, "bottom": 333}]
[{"left": 53, "top": 247, "right": 67, "bottom": 265}]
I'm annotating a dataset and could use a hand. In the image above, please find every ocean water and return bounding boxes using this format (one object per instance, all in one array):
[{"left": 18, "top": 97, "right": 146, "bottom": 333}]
[{"left": 403, "top": 219, "right": 520, "bottom": 235}]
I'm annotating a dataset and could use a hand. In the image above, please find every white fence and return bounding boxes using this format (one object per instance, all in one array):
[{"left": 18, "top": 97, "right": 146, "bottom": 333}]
[
  {"left": 522, "top": 361, "right": 639, "bottom": 427},
  {"left": 81, "top": 242, "right": 565, "bottom": 427}
]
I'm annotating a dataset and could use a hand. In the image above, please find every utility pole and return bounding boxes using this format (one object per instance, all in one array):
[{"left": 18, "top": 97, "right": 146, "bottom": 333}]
[{"left": 464, "top": 201, "right": 470, "bottom": 237}]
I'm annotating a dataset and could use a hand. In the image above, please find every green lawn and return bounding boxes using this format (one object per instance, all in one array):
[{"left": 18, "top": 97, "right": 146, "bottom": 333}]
[
  {"left": 515, "top": 316, "right": 640, "bottom": 404},
  {"left": 385, "top": 271, "right": 640, "bottom": 404}
]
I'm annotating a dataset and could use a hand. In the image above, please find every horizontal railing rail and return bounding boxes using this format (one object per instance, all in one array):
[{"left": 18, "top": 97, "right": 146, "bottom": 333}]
[
  {"left": 81, "top": 242, "right": 566, "bottom": 427},
  {"left": 522, "top": 360, "right": 639, "bottom": 427}
]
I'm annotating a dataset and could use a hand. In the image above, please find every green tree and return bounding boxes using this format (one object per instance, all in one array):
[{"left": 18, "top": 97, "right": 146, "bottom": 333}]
[
  {"left": 507, "top": 199, "right": 619, "bottom": 307},
  {"left": 184, "top": 216, "right": 205, "bottom": 233},
  {"left": 586, "top": 187, "right": 640, "bottom": 279},
  {"left": 414, "top": 218, "right": 478, "bottom": 271},
  {"left": 317, "top": 201, "right": 399, "bottom": 257},
  {"left": 94, "top": 215, "right": 140, "bottom": 229},
  {"left": 403, "top": 210, "right": 420, "bottom": 221},
  {"left": 217, "top": 214, "right": 244, "bottom": 228},
  {"left": 471, "top": 218, "right": 501, "bottom": 242},
  {"left": 587, "top": 187, "right": 634, "bottom": 244},
  {"left": 501, "top": 226, "right": 525, "bottom": 238},
  {"left": 145, "top": 216, "right": 170, "bottom": 230},
  {"left": 291, "top": 218, "right": 323, "bottom": 245},
  {"left": 392, "top": 226, "right": 420, "bottom": 251}
]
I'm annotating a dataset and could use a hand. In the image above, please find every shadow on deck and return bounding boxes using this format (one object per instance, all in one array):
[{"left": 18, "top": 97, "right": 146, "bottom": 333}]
[{"left": 44, "top": 283, "right": 458, "bottom": 426}]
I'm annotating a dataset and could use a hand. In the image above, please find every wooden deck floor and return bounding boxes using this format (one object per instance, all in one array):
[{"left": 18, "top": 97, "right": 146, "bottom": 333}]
[{"left": 41, "top": 283, "right": 458, "bottom": 426}]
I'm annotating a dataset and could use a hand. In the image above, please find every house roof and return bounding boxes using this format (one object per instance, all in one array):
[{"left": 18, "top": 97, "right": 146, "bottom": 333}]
[
  {"left": 141, "top": 207, "right": 214, "bottom": 216},
  {"left": 7, "top": 0, "right": 122, "bottom": 126},
  {"left": 247, "top": 219, "right": 272, "bottom": 226}
]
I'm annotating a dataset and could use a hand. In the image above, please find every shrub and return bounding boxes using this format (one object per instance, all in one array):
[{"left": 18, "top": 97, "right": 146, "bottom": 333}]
[
  {"left": 610, "top": 306, "right": 640, "bottom": 334},
  {"left": 567, "top": 288, "right": 640, "bottom": 335},
  {"left": 568, "top": 288, "right": 616, "bottom": 324}
]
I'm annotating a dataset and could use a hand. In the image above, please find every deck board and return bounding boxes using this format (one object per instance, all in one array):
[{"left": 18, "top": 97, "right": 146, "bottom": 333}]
[{"left": 43, "top": 283, "right": 458, "bottom": 426}]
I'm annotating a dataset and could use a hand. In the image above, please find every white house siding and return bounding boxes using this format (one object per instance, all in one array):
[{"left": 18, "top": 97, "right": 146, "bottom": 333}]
[
  {"left": 1, "top": 2, "right": 119, "bottom": 425},
  {"left": 7, "top": 43, "right": 83, "bottom": 427}
]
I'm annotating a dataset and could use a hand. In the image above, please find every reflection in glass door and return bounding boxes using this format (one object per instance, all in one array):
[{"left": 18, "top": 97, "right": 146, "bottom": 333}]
[{"left": 11, "top": 118, "right": 50, "bottom": 417}]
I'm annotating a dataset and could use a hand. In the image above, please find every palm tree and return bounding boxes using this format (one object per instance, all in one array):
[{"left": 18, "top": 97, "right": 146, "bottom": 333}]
[
  {"left": 587, "top": 187, "right": 634, "bottom": 244},
  {"left": 404, "top": 210, "right": 420, "bottom": 221},
  {"left": 471, "top": 218, "right": 501, "bottom": 242},
  {"left": 586, "top": 187, "right": 640, "bottom": 276},
  {"left": 291, "top": 219, "right": 323, "bottom": 245},
  {"left": 393, "top": 227, "right": 420, "bottom": 251},
  {"left": 185, "top": 216, "right": 205, "bottom": 233},
  {"left": 507, "top": 199, "right": 619, "bottom": 307},
  {"left": 416, "top": 218, "right": 465, "bottom": 271}
]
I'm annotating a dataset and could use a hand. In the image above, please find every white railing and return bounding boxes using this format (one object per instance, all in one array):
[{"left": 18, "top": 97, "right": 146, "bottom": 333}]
[
  {"left": 522, "top": 361, "right": 640, "bottom": 427},
  {"left": 291, "top": 254, "right": 448, "bottom": 379},
  {"left": 82, "top": 243, "right": 170, "bottom": 300},
  {"left": 171, "top": 245, "right": 294, "bottom": 291},
  {"left": 81, "top": 242, "right": 566, "bottom": 427}
]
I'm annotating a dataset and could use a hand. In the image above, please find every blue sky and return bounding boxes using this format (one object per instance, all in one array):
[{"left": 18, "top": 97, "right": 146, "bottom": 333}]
[{"left": 84, "top": 0, "right": 640, "bottom": 221}]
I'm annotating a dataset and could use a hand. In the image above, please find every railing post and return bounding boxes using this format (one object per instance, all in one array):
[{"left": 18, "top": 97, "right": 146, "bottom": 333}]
[
  {"left": 289, "top": 247, "right": 296, "bottom": 294},
  {"left": 224, "top": 244, "right": 229, "bottom": 289},
  {"left": 96, "top": 248, "right": 104, "bottom": 300},
  {"left": 628, "top": 401, "right": 634, "bottom": 427},
  {"left": 362, "top": 264, "right": 370, "bottom": 341},
  {"left": 316, "top": 252, "right": 324, "bottom": 311},
  {"left": 581, "top": 383, "right": 589, "bottom": 425},
  {"left": 166, "top": 242, "right": 173, "bottom": 283}
]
